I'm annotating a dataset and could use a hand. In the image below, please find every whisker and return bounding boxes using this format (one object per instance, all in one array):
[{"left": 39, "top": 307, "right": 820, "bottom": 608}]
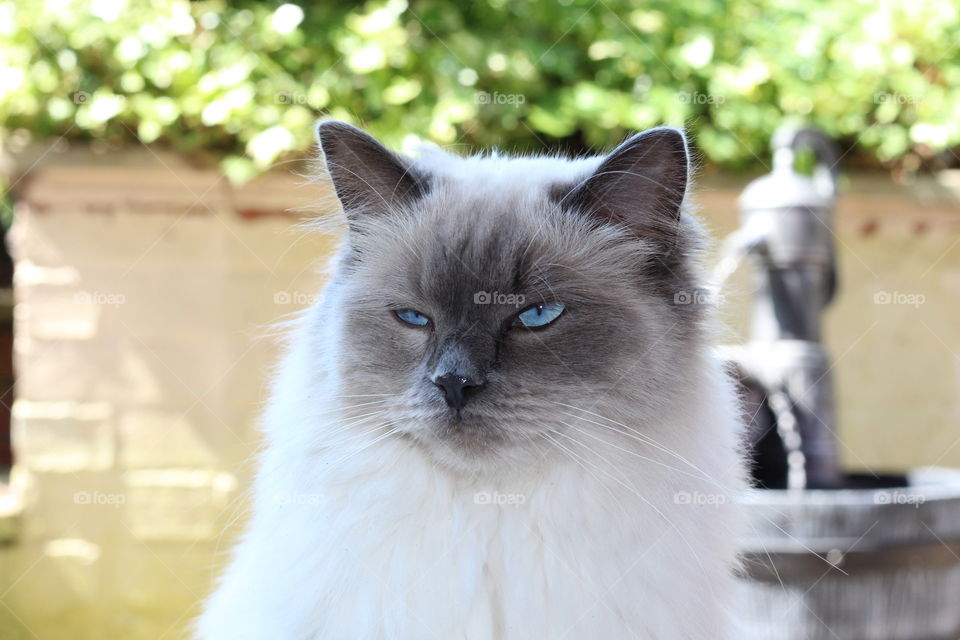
[
  {"left": 317, "top": 409, "right": 390, "bottom": 441},
  {"left": 329, "top": 393, "right": 396, "bottom": 399},
  {"left": 325, "top": 424, "right": 404, "bottom": 468},
  {"left": 558, "top": 420, "right": 703, "bottom": 481},
  {"left": 547, "top": 430, "right": 710, "bottom": 579},
  {"left": 555, "top": 405, "right": 713, "bottom": 481},
  {"left": 542, "top": 430, "right": 630, "bottom": 519},
  {"left": 555, "top": 403, "right": 842, "bottom": 578}
]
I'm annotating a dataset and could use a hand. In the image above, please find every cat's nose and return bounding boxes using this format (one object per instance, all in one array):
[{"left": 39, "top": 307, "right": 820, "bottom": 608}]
[{"left": 432, "top": 373, "right": 485, "bottom": 410}]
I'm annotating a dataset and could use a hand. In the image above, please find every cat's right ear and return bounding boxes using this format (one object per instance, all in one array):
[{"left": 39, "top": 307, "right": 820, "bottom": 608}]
[
  {"left": 554, "top": 127, "right": 689, "bottom": 249},
  {"left": 316, "top": 121, "right": 428, "bottom": 218}
]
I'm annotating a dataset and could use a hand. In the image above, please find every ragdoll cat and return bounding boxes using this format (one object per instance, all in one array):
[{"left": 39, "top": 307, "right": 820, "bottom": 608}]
[{"left": 197, "top": 121, "right": 746, "bottom": 639}]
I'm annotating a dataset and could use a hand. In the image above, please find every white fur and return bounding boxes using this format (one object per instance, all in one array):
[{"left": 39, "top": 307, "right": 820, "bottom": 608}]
[{"left": 197, "top": 274, "right": 746, "bottom": 639}]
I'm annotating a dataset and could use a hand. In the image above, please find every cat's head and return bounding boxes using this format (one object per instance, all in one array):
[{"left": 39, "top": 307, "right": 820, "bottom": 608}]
[{"left": 315, "top": 121, "right": 710, "bottom": 471}]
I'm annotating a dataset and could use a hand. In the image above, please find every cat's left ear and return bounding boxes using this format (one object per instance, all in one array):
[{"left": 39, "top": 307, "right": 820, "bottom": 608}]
[
  {"left": 559, "top": 127, "right": 689, "bottom": 244},
  {"left": 316, "top": 120, "right": 428, "bottom": 218}
]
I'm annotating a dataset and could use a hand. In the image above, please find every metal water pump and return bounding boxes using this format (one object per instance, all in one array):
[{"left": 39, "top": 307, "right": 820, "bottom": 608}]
[{"left": 718, "top": 125, "right": 842, "bottom": 489}]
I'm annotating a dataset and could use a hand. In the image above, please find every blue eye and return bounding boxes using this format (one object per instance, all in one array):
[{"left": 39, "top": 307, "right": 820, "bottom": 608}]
[
  {"left": 515, "top": 302, "right": 565, "bottom": 328},
  {"left": 394, "top": 308, "right": 431, "bottom": 327}
]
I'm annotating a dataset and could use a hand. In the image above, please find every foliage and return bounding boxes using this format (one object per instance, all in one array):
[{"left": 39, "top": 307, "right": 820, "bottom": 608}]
[{"left": 1, "top": 0, "right": 959, "bottom": 181}]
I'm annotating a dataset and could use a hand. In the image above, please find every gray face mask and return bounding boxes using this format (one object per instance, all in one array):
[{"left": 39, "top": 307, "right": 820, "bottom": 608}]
[{"left": 317, "top": 120, "right": 705, "bottom": 469}]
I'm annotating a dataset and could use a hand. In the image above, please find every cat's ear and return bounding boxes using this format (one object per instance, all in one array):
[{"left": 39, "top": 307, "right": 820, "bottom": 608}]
[
  {"left": 558, "top": 127, "right": 689, "bottom": 244},
  {"left": 316, "top": 121, "right": 428, "bottom": 216}
]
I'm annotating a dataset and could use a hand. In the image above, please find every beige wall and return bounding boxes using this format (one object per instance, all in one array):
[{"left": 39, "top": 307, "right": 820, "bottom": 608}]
[
  {"left": 1, "top": 148, "right": 959, "bottom": 638},
  {"left": 3, "top": 148, "right": 335, "bottom": 638}
]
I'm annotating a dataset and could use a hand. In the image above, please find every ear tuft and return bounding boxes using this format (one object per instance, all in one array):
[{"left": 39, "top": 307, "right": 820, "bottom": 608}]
[{"left": 316, "top": 121, "right": 428, "bottom": 217}]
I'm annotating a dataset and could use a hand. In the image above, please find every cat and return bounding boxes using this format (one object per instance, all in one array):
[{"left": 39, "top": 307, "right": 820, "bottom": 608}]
[{"left": 196, "top": 121, "right": 746, "bottom": 639}]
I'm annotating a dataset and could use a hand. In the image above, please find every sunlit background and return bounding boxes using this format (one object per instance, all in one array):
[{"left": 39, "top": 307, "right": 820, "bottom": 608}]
[{"left": 1, "top": 0, "right": 959, "bottom": 637}]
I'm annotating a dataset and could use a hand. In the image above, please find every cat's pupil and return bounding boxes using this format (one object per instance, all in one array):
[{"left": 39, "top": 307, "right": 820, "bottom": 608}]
[{"left": 517, "top": 302, "right": 564, "bottom": 328}]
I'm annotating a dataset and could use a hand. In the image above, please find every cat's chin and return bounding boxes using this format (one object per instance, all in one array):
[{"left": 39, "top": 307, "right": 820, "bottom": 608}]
[{"left": 408, "top": 415, "right": 550, "bottom": 474}]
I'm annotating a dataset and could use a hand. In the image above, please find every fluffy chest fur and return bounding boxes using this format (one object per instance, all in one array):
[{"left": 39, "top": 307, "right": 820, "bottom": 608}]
[{"left": 202, "top": 413, "right": 742, "bottom": 639}]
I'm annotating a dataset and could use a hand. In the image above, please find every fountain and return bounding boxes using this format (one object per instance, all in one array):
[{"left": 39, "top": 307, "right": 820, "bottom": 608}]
[{"left": 719, "top": 126, "right": 960, "bottom": 639}]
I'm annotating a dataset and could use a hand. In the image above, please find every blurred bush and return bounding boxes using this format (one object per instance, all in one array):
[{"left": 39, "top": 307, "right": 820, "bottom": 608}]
[{"left": 1, "top": 0, "right": 958, "bottom": 181}]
